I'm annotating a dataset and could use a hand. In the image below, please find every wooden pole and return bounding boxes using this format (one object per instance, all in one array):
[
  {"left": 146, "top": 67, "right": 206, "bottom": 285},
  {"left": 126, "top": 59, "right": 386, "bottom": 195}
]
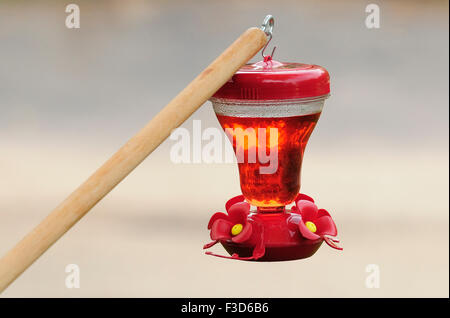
[{"left": 0, "top": 27, "right": 267, "bottom": 293}]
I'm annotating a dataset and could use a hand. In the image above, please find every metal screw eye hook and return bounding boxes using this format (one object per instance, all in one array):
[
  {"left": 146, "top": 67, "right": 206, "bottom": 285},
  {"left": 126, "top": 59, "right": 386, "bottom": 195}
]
[{"left": 260, "top": 15, "right": 276, "bottom": 60}]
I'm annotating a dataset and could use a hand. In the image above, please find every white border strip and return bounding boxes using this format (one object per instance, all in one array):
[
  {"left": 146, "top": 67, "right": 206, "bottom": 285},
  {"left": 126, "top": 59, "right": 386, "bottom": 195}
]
[{"left": 212, "top": 100, "right": 325, "bottom": 118}]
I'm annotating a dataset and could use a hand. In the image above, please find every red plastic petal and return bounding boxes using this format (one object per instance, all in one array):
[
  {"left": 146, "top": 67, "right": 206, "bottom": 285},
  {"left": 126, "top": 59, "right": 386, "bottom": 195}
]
[
  {"left": 225, "top": 195, "right": 245, "bottom": 212},
  {"left": 252, "top": 241, "right": 266, "bottom": 260},
  {"left": 232, "top": 223, "right": 253, "bottom": 243},
  {"left": 205, "top": 251, "right": 260, "bottom": 261},
  {"left": 298, "top": 220, "right": 321, "bottom": 240},
  {"left": 296, "top": 200, "right": 319, "bottom": 222},
  {"left": 210, "top": 219, "right": 232, "bottom": 241},
  {"left": 228, "top": 202, "right": 250, "bottom": 224},
  {"left": 294, "top": 193, "right": 315, "bottom": 203},
  {"left": 317, "top": 208, "right": 331, "bottom": 218},
  {"left": 324, "top": 237, "right": 343, "bottom": 250},
  {"left": 203, "top": 240, "right": 219, "bottom": 249},
  {"left": 207, "top": 212, "right": 228, "bottom": 230},
  {"left": 205, "top": 251, "right": 238, "bottom": 260},
  {"left": 315, "top": 215, "right": 338, "bottom": 237}
]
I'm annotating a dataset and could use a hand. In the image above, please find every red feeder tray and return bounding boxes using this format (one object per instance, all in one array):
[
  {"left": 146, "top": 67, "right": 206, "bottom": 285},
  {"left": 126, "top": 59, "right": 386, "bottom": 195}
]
[{"left": 203, "top": 194, "right": 342, "bottom": 262}]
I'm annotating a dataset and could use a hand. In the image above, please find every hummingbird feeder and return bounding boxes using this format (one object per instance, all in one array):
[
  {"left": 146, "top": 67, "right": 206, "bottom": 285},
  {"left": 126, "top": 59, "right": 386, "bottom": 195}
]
[{"left": 203, "top": 15, "right": 342, "bottom": 261}]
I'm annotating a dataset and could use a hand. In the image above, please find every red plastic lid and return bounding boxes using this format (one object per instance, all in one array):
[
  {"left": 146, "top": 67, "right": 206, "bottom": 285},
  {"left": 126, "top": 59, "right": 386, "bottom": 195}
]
[{"left": 212, "top": 60, "right": 330, "bottom": 101}]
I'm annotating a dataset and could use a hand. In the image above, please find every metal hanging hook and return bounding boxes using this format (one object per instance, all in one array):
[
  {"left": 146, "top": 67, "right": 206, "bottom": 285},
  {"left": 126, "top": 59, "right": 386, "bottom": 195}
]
[
  {"left": 260, "top": 15, "right": 276, "bottom": 60},
  {"left": 260, "top": 15, "right": 274, "bottom": 36}
]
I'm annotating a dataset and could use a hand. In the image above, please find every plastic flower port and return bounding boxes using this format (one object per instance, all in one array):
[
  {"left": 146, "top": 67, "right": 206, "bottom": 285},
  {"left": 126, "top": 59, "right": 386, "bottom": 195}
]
[
  {"left": 203, "top": 198, "right": 265, "bottom": 260},
  {"left": 208, "top": 201, "right": 253, "bottom": 243},
  {"left": 294, "top": 198, "right": 343, "bottom": 250}
]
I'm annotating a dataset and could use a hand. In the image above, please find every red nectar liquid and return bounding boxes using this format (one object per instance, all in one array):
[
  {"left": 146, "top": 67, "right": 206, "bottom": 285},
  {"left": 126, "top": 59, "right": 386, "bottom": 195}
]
[{"left": 217, "top": 113, "right": 321, "bottom": 210}]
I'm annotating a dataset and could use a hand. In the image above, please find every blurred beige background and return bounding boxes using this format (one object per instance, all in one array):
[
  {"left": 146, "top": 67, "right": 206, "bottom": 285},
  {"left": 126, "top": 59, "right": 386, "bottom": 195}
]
[{"left": 0, "top": 0, "right": 448, "bottom": 297}]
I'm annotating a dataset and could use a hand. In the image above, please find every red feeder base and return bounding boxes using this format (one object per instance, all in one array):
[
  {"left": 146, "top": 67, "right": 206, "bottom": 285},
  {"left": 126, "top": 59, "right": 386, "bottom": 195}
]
[
  {"left": 222, "top": 241, "right": 323, "bottom": 262},
  {"left": 203, "top": 194, "right": 342, "bottom": 262},
  {"left": 223, "top": 212, "right": 323, "bottom": 261}
]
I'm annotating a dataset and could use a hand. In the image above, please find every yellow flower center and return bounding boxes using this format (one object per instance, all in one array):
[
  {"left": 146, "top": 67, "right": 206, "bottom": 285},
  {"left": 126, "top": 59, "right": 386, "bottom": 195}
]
[
  {"left": 231, "top": 224, "right": 243, "bottom": 236},
  {"left": 305, "top": 221, "right": 317, "bottom": 233}
]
